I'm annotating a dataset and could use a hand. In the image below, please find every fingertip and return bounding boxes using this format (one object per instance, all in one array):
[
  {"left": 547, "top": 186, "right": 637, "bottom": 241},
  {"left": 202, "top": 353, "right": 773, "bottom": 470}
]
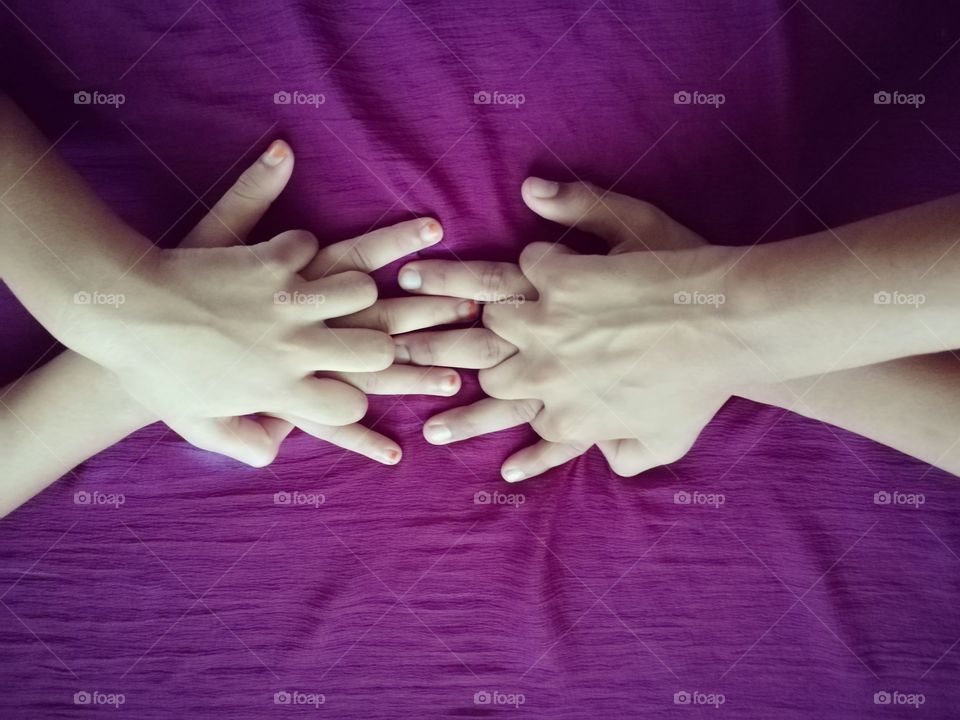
[
  {"left": 398, "top": 264, "right": 422, "bottom": 291},
  {"left": 502, "top": 466, "right": 526, "bottom": 483},
  {"left": 522, "top": 176, "right": 560, "bottom": 200},
  {"left": 424, "top": 421, "right": 453, "bottom": 444},
  {"left": 260, "top": 139, "right": 292, "bottom": 168},
  {"left": 418, "top": 218, "right": 443, "bottom": 246},
  {"left": 381, "top": 446, "right": 402, "bottom": 465}
]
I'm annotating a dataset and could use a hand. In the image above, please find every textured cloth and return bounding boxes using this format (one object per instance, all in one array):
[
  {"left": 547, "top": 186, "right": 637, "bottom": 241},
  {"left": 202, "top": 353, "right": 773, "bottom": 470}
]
[{"left": 2, "top": 1, "right": 960, "bottom": 717}]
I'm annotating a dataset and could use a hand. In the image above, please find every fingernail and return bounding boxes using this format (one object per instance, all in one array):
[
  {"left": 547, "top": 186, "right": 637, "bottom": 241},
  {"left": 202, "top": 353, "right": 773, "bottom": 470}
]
[
  {"left": 457, "top": 300, "right": 479, "bottom": 319},
  {"left": 399, "top": 268, "right": 422, "bottom": 291},
  {"left": 526, "top": 177, "right": 559, "bottom": 199},
  {"left": 261, "top": 140, "right": 288, "bottom": 167},
  {"left": 503, "top": 468, "right": 525, "bottom": 482},
  {"left": 394, "top": 343, "right": 411, "bottom": 363},
  {"left": 419, "top": 220, "right": 443, "bottom": 244},
  {"left": 382, "top": 448, "right": 401, "bottom": 464},
  {"left": 437, "top": 373, "right": 460, "bottom": 395},
  {"left": 425, "top": 423, "right": 452, "bottom": 443}
]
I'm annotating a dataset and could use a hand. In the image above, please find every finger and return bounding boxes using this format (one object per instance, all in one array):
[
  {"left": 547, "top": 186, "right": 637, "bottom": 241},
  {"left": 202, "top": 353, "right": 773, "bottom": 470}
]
[
  {"left": 522, "top": 177, "right": 706, "bottom": 254},
  {"left": 288, "top": 416, "right": 401, "bottom": 465},
  {"left": 278, "top": 377, "right": 368, "bottom": 425},
  {"left": 294, "top": 328, "right": 394, "bottom": 372},
  {"left": 396, "top": 260, "right": 537, "bottom": 301},
  {"left": 169, "top": 415, "right": 293, "bottom": 467},
  {"left": 478, "top": 356, "right": 534, "bottom": 401},
  {"left": 254, "top": 229, "right": 319, "bottom": 273},
  {"left": 183, "top": 139, "right": 294, "bottom": 249},
  {"left": 304, "top": 217, "right": 443, "bottom": 279},
  {"left": 292, "top": 271, "right": 378, "bottom": 319},
  {"left": 394, "top": 328, "right": 516, "bottom": 369},
  {"left": 325, "top": 365, "right": 461, "bottom": 396},
  {"left": 501, "top": 439, "right": 589, "bottom": 483},
  {"left": 327, "top": 296, "right": 480, "bottom": 334},
  {"left": 597, "top": 439, "right": 660, "bottom": 477},
  {"left": 422, "top": 397, "right": 542, "bottom": 444},
  {"left": 517, "top": 241, "right": 578, "bottom": 284}
]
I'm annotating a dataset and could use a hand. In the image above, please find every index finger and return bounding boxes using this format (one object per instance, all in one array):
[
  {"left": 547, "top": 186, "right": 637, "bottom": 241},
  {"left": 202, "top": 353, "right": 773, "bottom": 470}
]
[
  {"left": 303, "top": 217, "right": 443, "bottom": 279},
  {"left": 396, "top": 260, "right": 537, "bottom": 302}
]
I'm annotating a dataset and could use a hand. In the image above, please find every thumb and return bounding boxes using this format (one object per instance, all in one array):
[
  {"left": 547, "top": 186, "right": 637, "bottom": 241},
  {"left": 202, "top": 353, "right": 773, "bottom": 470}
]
[
  {"left": 170, "top": 416, "right": 293, "bottom": 467},
  {"left": 253, "top": 229, "right": 319, "bottom": 273},
  {"left": 522, "top": 178, "right": 699, "bottom": 253}
]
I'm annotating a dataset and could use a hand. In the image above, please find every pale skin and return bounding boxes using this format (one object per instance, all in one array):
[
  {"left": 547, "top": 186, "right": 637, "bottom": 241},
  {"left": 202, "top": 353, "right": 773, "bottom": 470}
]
[
  {"left": 397, "top": 179, "right": 960, "bottom": 482},
  {"left": 0, "top": 135, "right": 510, "bottom": 517}
]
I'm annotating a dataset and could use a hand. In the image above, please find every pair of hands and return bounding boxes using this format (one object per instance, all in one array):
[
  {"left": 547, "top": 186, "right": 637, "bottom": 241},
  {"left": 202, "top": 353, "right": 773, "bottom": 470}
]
[{"left": 64, "top": 139, "right": 751, "bottom": 481}]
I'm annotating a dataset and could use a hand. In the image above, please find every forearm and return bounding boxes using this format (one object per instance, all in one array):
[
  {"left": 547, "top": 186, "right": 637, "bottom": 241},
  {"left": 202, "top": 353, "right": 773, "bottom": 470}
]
[
  {"left": 733, "top": 193, "right": 960, "bottom": 378},
  {"left": 0, "top": 94, "right": 155, "bottom": 337},
  {"left": 0, "top": 352, "right": 154, "bottom": 517},
  {"left": 743, "top": 353, "right": 960, "bottom": 476}
]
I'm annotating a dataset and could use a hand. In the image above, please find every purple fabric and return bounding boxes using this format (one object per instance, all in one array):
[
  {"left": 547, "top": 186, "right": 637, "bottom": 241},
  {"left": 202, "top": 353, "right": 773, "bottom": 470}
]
[{"left": 2, "top": 1, "right": 960, "bottom": 717}]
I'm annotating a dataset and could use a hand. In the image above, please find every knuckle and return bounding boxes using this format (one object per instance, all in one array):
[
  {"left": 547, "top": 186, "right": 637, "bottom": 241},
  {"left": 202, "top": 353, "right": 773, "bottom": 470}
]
[
  {"left": 345, "top": 241, "right": 375, "bottom": 272},
  {"left": 408, "top": 336, "right": 437, "bottom": 366},
  {"left": 480, "top": 263, "right": 507, "bottom": 299},
  {"left": 230, "top": 169, "right": 266, "bottom": 203},
  {"left": 510, "top": 400, "right": 539, "bottom": 425},
  {"left": 376, "top": 301, "right": 401, "bottom": 334},
  {"left": 480, "top": 333, "right": 505, "bottom": 366}
]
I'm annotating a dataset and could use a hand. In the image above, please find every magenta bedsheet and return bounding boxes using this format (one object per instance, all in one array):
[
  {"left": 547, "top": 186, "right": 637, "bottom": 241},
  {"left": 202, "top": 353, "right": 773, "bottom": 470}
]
[{"left": 2, "top": 1, "right": 960, "bottom": 717}]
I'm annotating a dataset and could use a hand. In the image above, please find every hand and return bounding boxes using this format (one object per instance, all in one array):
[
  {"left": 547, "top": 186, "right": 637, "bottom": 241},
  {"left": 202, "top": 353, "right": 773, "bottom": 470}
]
[
  {"left": 396, "top": 179, "right": 744, "bottom": 480},
  {"left": 60, "top": 141, "right": 473, "bottom": 466}
]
